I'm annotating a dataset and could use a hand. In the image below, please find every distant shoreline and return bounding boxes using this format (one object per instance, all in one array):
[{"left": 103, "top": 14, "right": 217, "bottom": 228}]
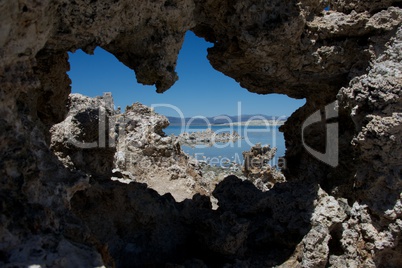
[
  {"left": 167, "top": 114, "right": 288, "bottom": 127},
  {"left": 213, "top": 120, "right": 285, "bottom": 127},
  {"left": 168, "top": 120, "right": 285, "bottom": 127}
]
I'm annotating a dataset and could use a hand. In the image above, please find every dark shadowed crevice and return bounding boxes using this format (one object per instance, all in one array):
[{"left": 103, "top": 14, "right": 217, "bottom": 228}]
[{"left": 328, "top": 223, "right": 345, "bottom": 257}]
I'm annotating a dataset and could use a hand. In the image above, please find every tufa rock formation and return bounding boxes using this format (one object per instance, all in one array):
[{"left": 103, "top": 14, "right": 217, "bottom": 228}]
[
  {"left": 242, "top": 144, "right": 286, "bottom": 191},
  {"left": 51, "top": 93, "right": 204, "bottom": 202},
  {"left": 178, "top": 128, "right": 242, "bottom": 147},
  {"left": 1, "top": 0, "right": 402, "bottom": 267},
  {"left": 113, "top": 102, "right": 204, "bottom": 201}
]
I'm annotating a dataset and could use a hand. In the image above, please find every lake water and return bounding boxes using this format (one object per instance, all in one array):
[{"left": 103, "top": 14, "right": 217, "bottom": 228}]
[{"left": 164, "top": 125, "right": 285, "bottom": 166}]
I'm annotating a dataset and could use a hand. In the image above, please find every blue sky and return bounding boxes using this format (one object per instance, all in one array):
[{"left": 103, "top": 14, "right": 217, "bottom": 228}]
[{"left": 68, "top": 31, "right": 305, "bottom": 117}]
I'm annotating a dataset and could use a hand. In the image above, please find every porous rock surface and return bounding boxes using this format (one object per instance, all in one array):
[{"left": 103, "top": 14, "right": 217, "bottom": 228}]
[
  {"left": 1, "top": 0, "right": 402, "bottom": 267},
  {"left": 113, "top": 100, "right": 204, "bottom": 201},
  {"left": 242, "top": 144, "right": 286, "bottom": 191},
  {"left": 50, "top": 93, "right": 203, "bottom": 202}
]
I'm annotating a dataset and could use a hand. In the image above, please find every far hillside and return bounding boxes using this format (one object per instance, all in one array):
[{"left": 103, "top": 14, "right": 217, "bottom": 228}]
[{"left": 167, "top": 114, "right": 287, "bottom": 126}]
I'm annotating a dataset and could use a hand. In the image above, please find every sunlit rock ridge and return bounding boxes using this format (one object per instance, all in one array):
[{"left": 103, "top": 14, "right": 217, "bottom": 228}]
[{"left": 0, "top": 0, "right": 401, "bottom": 267}]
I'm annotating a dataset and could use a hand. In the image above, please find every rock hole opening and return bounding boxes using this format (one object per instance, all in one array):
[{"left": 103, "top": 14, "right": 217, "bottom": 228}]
[{"left": 67, "top": 32, "right": 305, "bottom": 202}]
